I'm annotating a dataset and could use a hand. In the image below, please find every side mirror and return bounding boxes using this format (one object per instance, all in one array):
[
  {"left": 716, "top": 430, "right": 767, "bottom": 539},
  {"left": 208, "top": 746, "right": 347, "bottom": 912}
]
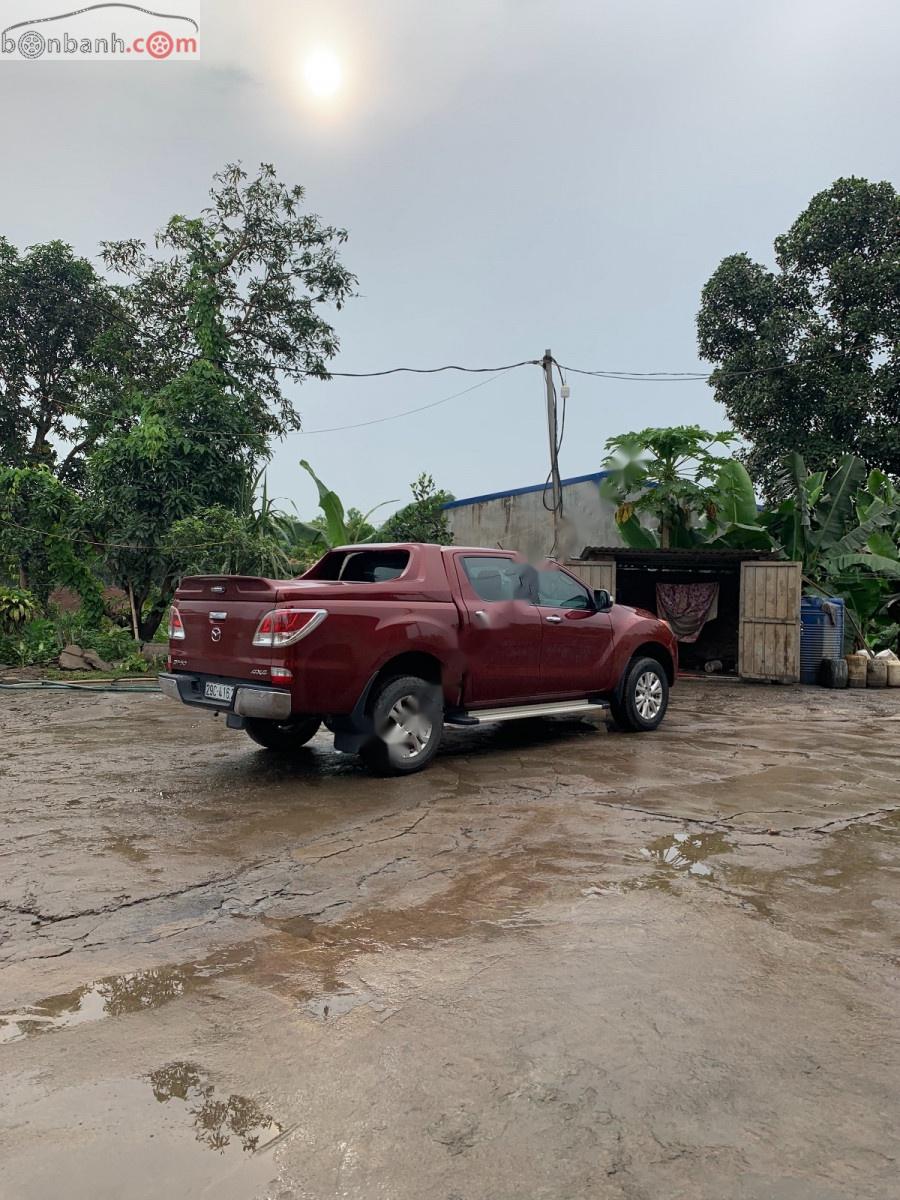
[{"left": 594, "top": 588, "right": 613, "bottom": 612}]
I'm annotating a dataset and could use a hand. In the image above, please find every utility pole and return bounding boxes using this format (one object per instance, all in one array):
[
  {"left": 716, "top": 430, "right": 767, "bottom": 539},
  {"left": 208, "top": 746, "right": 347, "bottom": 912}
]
[{"left": 542, "top": 348, "right": 562, "bottom": 553}]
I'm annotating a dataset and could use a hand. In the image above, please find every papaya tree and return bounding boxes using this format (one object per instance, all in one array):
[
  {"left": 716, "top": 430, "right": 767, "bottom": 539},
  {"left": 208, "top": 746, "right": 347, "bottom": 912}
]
[{"left": 599, "top": 425, "right": 770, "bottom": 549}]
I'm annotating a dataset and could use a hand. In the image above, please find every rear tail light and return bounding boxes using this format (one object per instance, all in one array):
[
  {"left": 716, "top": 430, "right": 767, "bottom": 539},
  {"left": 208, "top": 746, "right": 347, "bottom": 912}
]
[
  {"left": 252, "top": 608, "right": 327, "bottom": 648},
  {"left": 168, "top": 606, "right": 185, "bottom": 640},
  {"left": 270, "top": 666, "right": 293, "bottom": 683}
]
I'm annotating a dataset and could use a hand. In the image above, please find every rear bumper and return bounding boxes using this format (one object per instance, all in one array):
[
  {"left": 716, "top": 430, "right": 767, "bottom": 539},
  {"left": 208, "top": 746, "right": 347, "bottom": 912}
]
[{"left": 158, "top": 672, "right": 292, "bottom": 720}]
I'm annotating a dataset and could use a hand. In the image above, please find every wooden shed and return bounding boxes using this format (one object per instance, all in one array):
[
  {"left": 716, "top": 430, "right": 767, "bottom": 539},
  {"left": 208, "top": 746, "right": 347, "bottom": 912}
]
[{"left": 567, "top": 547, "right": 802, "bottom": 683}]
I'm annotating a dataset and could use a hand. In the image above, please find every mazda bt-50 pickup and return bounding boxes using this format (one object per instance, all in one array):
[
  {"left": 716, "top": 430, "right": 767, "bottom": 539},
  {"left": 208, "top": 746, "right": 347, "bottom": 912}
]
[{"left": 159, "top": 543, "right": 677, "bottom": 774}]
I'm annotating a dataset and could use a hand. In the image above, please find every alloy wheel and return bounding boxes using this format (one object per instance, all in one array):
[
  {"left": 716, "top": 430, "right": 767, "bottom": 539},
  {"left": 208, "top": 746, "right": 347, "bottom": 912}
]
[
  {"left": 383, "top": 694, "right": 433, "bottom": 758},
  {"left": 635, "top": 671, "right": 663, "bottom": 721}
]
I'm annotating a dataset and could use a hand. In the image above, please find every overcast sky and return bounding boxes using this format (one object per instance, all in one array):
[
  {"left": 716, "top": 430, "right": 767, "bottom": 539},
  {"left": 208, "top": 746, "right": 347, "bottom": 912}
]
[{"left": 2, "top": 0, "right": 898, "bottom": 517}]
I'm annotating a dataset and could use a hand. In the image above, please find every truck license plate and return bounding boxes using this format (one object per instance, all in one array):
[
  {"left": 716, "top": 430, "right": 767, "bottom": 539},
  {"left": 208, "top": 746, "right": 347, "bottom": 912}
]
[{"left": 204, "top": 682, "right": 234, "bottom": 703}]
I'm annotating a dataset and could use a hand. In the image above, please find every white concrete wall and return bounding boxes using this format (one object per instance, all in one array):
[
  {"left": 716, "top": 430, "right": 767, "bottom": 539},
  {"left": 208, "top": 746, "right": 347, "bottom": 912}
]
[{"left": 445, "top": 477, "right": 624, "bottom": 561}]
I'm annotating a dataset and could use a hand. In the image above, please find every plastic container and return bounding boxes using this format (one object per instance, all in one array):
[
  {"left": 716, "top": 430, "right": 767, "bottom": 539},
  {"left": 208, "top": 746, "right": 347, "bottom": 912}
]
[
  {"left": 846, "top": 654, "right": 867, "bottom": 688},
  {"left": 818, "top": 657, "right": 848, "bottom": 688},
  {"left": 800, "top": 597, "right": 845, "bottom": 684},
  {"left": 867, "top": 658, "right": 888, "bottom": 688}
]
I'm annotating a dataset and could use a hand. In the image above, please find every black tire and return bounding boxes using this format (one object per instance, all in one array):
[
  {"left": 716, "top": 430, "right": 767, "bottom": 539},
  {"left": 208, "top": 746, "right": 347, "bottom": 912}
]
[
  {"left": 609, "top": 656, "right": 669, "bottom": 732},
  {"left": 818, "top": 657, "right": 849, "bottom": 688},
  {"left": 244, "top": 715, "right": 321, "bottom": 751},
  {"left": 358, "top": 675, "right": 444, "bottom": 775}
]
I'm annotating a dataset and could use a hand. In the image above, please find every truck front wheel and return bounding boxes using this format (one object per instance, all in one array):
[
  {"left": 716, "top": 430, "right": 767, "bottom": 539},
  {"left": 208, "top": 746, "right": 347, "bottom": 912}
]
[
  {"left": 244, "top": 716, "right": 321, "bottom": 751},
  {"left": 609, "top": 656, "right": 669, "bottom": 732},
  {"left": 359, "top": 676, "right": 444, "bottom": 775}
]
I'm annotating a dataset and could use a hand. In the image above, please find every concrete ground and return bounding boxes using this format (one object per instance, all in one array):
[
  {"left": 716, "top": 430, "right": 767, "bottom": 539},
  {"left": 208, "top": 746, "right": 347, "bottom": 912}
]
[{"left": 1, "top": 679, "right": 898, "bottom": 1199}]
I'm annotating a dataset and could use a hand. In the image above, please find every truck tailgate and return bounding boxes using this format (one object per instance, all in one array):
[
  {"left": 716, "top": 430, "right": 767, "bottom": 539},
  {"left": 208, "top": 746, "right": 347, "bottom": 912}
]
[{"left": 173, "top": 576, "right": 277, "bottom": 680}]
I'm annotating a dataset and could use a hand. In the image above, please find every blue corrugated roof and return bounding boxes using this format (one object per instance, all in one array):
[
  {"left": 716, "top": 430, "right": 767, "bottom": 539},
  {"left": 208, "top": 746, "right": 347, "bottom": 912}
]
[{"left": 442, "top": 470, "right": 612, "bottom": 510}]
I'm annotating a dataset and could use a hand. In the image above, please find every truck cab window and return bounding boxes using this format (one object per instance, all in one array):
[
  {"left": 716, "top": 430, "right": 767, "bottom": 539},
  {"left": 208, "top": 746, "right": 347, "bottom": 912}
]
[{"left": 536, "top": 568, "right": 592, "bottom": 610}]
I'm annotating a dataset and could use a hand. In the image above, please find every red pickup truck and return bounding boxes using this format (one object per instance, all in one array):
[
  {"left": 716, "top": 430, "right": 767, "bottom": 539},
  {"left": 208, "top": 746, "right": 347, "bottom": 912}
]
[{"left": 159, "top": 543, "right": 677, "bottom": 774}]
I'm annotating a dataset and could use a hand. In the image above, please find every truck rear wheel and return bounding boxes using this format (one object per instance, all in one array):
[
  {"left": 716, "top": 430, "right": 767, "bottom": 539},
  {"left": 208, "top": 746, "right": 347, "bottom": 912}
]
[
  {"left": 244, "top": 716, "right": 321, "bottom": 751},
  {"left": 359, "top": 676, "right": 443, "bottom": 775},
  {"left": 609, "top": 656, "right": 669, "bottom": 732}
]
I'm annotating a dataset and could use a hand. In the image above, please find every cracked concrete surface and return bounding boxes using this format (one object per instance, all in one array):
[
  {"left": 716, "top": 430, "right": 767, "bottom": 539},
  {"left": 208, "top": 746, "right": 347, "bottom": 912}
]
[{"left": 0, "top": 680, "right": 898, "bottom": 1198}]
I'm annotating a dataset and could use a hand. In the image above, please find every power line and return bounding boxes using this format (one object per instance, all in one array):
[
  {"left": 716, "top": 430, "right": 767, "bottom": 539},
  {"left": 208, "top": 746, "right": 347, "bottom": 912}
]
[
  {"left": 4, "top": 518, "right": 241, "bottom": 554},
  {"left": 299, "top": 368, "right": 517, "bottom": 434},
  {"left": 557, "top": 362, "right": 789, "bottom": 381},
  {"left": 328, "top": 359, "right": 539, "bottom": 378},
  {"left": 54, "top": 363, "right": 529, "bottom": 443}
]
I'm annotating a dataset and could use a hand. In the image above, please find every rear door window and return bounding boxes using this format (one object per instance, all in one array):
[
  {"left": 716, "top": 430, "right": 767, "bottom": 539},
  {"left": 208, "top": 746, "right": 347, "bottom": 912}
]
[{"left": 461, "top": 556, "right": 532, "bottom": 602}]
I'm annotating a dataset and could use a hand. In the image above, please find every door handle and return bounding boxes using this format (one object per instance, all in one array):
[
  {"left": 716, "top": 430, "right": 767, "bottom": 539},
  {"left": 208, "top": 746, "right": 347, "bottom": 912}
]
[
  {"left": 473, "top": 609, "right": 489, "bottom": 624},
  {"left": 545, "top": 614, "right": 563, "bottom": 624}
]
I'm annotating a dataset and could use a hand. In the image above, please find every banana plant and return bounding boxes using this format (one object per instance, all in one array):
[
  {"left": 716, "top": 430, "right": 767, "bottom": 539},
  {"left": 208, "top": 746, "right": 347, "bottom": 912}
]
[
  {"left": 286, "top": 461, "right": 397, "bottom": 557},
  {"left": 766, "top": 455, "right": 900, "bottom": 648}
]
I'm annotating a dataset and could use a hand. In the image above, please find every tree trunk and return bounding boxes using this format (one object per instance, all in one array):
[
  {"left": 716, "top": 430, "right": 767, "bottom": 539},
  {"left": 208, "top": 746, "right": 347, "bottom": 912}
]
[
  {"left": 127, "top": 584, "right": 140, "bottom": 642},
  {"left": 139, "top": 604, "right": 167, "bottom": 643},
  {"left": 138, "top": 575, "right": 177, "bottom": 642}
]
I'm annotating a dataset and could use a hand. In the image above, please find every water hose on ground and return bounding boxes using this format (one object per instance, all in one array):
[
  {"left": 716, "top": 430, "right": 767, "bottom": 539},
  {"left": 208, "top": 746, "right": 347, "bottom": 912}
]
[{"left": 0, "top": 677, "right": 161, "bottom": 692}]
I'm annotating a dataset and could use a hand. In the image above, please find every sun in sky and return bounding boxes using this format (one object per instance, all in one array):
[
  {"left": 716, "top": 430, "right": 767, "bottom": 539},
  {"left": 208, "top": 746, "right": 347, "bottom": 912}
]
[{"left": 303, "top": 48, "right": 343, "bottom": 99}]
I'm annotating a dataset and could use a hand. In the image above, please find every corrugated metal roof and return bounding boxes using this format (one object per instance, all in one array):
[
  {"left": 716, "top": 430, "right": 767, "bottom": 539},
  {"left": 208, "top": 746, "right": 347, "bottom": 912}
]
[
  {"left": 442, "top": 471, "right": 612, "bottom": 510},
  {"left": 579, "top": 546, "right": 778, "bottom": 565}
]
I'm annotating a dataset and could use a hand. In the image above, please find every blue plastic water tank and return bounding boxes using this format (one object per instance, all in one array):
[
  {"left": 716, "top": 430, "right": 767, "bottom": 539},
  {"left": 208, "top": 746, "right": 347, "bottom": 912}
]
[{"left": 800, "top": 596, "right": 845, "bottom": 684}]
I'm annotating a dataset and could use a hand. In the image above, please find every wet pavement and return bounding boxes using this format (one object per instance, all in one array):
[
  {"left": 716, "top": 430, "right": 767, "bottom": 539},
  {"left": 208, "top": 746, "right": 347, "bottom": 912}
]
[{"left": 1, "top": 680, "right": 898, "bottom": 1198}]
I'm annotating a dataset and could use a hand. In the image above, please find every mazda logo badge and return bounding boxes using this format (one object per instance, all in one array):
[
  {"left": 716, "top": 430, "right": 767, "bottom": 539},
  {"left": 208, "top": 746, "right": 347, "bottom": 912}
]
[{"left": 210, "top": 626, "right": 222, "bottom": 643}]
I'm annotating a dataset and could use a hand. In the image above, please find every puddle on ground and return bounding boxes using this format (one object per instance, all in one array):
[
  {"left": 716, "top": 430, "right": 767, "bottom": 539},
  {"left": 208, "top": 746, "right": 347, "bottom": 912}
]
[
  {"left": 2, "top": 845, "right": 561, "bottom": 1043},
  {"left": 104, "top": 834, "right": 150, "bottom": 863},
  {"left": 304, "top": 988, "right": 376, "bottom": 1019},
  {"left": 583, "top": 831, "right": 734, "bottom": 900},
  {"left": 639, "top": 831, "right": 732, "bottom": 877},
  {"left": 0, "top": 955, "right": 246, "bottom": 1043},
  {"left": 0, "top": 1064, "right": 287, "bottom": 1200},
  {"left": 149, "top": 1060, "right": 283, "bottom": 1153}
]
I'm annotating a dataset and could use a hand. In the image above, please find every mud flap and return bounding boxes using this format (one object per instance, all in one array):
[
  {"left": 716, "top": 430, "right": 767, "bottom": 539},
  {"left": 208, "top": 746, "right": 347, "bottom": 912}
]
[
  {"left": 332, "top": 726, "right": 370, "bottom": 754},
  {"left": 329, "top": 670, "right": 380, "bottom": 754},
  {"left": 226, "top": 713, "right": 246, "bottom": 730}
]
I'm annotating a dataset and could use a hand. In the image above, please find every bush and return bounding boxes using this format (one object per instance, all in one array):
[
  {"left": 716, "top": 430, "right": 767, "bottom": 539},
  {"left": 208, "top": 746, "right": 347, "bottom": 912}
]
[
  {"left": 0, "top": 618, "right": 58, "bottom": 667},
  {"left": 53, "top": 611, "right": 139, "bottom": 662},
  {"left": 0, "top": 586, "right": 39, "bottom": 632},
  {"left": 0, "top": 607, "right": 142, "bottom": 669}
]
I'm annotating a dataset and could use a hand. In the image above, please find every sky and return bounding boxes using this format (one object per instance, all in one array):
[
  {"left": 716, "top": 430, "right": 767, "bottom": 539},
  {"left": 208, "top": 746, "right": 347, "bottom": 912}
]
[{"left": 2, "top": 0, "right": 898, "bottom": 519}]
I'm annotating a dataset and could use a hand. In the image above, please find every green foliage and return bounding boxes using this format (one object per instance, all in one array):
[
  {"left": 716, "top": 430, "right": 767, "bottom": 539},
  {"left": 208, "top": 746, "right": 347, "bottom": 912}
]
[
  {"left": 698, "top": 177, "right": 900, "bottom": 494},
  {"left": 162, "top": 501, "right": 292, "bottom": 580},
  {"left": 0, "top": 586, "right": 38, "bottom": 632},
  {"left": 378, "top": 473, "right": 454, "bottom": 544},
  {"left": 1, "top": 165, "right": 357, "bottom": 637},
  {"left": 0, "top": 466, "right": 104, "bottom": 619},
  {"left": 0, "top": 617, "right": 59, "bottom": 667},
  {"left": 86, "top": 361, "right": 268, "bottom": 637},
  {"left": 100, "top": 162, "right": 356, "bottom": 442},
  {"left": 0, "top": 237, "right": 134, "bottom": 481},
  {"left": 600, "top": 426, "right": 768, "bottom": 550},
  {"left": 290, "top": 461, "right": 395, "bottom": 555},
  {"left": 0, "top": 609, "right": 146, "bottom": 670},
  {"left": 764, "top": 454, "right": 900, "bottom": 647}
]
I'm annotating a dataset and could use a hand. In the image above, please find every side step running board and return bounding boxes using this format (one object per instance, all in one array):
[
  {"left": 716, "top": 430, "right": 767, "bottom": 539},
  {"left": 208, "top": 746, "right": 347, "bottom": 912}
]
[{"left": 445, "top": 699, "right": 609, "bottom": 726}]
